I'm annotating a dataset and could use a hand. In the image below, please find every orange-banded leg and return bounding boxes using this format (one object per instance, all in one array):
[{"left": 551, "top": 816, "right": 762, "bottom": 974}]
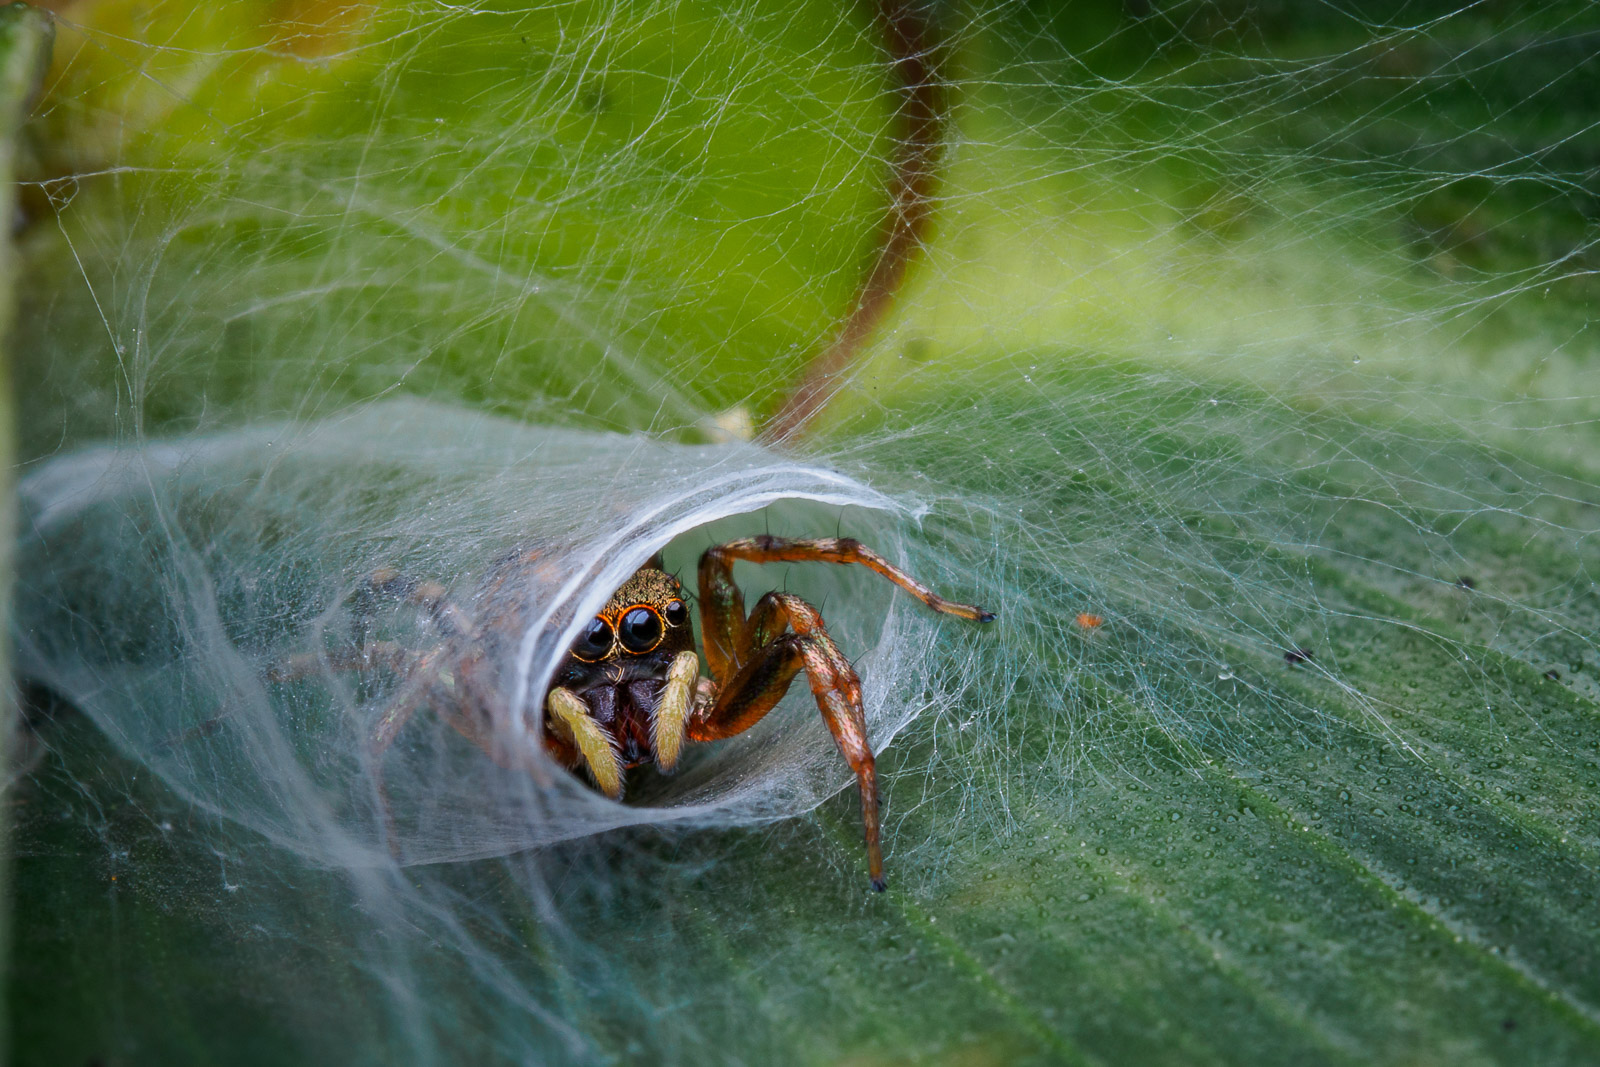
[
  {"left": 698, "top": 536, "right": 994, "bottom": 681},
  {"left": 689, "top": 591, "right": 887, "bottom": 890},
  {"left": 696, "top": 537, "right": 995, "bottom": 890}
]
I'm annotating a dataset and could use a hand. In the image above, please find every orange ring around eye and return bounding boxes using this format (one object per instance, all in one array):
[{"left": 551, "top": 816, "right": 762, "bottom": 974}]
[
  {"left": 616, "top": 604, "right": 665, "bottom": 654},
  {"left": 569, "top": 615, "right": 616, "bottom": 663}
]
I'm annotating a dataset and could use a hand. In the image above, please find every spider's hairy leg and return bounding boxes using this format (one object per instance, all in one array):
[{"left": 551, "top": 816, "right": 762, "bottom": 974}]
[
  {"left": 267, "top": 640, "right": 414, "bottom": 683},
  {"left": 704, "top": 536, "right": 995, "bottom": 623},
  {"left": 546, "top": 688, "right": 623, "bottom": 799},
  {"left": 696, "top": 546, "right": 749, "bottom": 682},
  {"left": 651, "top": 650, "right": 701, "bottom": 773},
  {"left": 361, "top": 566, "right": 475, "bottom": 639},
  {"left": 368, "top": 683, "right": 430, "bottom": 858},
  {"left": 689, "top": 592, "right": 887, "bottom": 890},
  {"left": 369, "top": 649, "right": 455, "bottom": 760}
]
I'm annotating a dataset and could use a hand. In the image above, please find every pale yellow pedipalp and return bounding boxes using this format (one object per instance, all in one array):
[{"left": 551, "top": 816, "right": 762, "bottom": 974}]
[
  {"left": 546, "top": 687, "right": 623, "bottom": 798},
  {"left": 651, "top": 651, "right": 700, "bottom": 773}
]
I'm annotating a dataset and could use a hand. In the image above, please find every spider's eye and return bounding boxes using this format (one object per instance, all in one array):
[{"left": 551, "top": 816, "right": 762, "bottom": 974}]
[
  {"left": 572, "top": 616, "right": 614, "bottom": 661},
  {"left": 664, "top": 599, "right": 688, "bottom": 627},
  {"left": 618, "top": 606, "right": 664, "bottom": 653}
]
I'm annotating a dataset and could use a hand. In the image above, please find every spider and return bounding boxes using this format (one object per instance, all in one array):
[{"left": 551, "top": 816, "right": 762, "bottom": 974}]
[{"left": 276, "top": 535, "right": 993, "bottom": 889}]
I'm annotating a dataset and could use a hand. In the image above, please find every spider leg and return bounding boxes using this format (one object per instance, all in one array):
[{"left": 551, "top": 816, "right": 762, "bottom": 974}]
[
  {"left": 699, "top": 535, "right": 995, "bottom": 634},
  {"left": 688, "top": 591, "right": 887, "bottom": 890},
  {"left": 370, "top": 653, "right": 442, "bottom": 760},
  {"left": 547, "top": 687, "right": 624, "bottom": 799},
  {"left": 697, "top": 548, "right": 748, "bottom": 683},
  {"left": 651, "top": 650, "right": 701, "bottom": 773},
  {"left": 430, "top": 658, "right": 558, "bottom": 790},
  {"left": 267, "top": 640, "right": 415, "bottom": 683},
  {"left": 361, "top": 567, "right": 475, "bottom": 640},
  {"left": 368, "top": 682, "right": 430, "bottom": 859},
  {"left": 265, "top": 636, "right": 425, "bottom": 857}
]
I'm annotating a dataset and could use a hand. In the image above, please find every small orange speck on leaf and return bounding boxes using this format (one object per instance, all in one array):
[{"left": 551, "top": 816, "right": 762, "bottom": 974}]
[{"left": 1076, "top": 612, "right": 1104, "bottom": 630}]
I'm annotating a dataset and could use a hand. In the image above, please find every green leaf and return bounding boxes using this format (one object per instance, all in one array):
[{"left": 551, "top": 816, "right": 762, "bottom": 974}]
[
  {"left": 18, "top": 0, "right": 892, "bottom": 450},
  {"left": 10, "top": 3, "right": 1599, "bottom": 1065}
]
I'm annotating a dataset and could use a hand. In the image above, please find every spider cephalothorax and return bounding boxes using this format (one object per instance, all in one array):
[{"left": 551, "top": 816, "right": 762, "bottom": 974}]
[{"left": 277, "top": 536, "right": 993, "bottom": 890}]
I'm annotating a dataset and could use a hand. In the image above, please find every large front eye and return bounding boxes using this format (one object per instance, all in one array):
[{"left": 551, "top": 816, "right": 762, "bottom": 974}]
[
  {"left": 572, "top": 616, "right": 614, "bottom": 661},
  {"left": 618, "top": 606, "right": 664, "bottom": 653}
]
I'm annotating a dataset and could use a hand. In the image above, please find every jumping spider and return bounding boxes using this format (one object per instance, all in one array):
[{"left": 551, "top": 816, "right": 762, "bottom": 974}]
[{"left": 277, "top": 536, "right": 993, "bottom": 889}]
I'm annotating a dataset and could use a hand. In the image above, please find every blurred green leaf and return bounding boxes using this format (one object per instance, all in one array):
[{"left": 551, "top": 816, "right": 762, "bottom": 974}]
[{"left": 19, "top": 0, "right": 892, "bottom": 450}]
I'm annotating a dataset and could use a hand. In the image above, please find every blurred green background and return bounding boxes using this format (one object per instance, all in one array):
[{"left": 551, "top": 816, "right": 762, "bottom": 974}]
[{"left": 7, "top": 1, "right": 1600, "bottom": 1064}]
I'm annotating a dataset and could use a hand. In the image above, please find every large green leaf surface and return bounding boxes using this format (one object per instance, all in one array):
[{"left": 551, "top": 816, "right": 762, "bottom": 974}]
[{"left": 9, "top": 2, "right": 1599, "bottom": 1064}]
